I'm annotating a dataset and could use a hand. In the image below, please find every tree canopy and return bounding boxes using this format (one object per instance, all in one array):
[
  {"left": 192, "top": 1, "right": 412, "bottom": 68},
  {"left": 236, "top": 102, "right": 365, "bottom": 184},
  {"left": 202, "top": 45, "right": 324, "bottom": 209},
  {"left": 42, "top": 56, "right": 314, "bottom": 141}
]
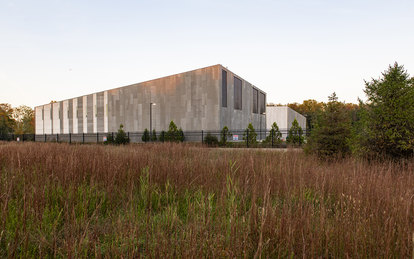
[{"left": 353, "top": 63, "right": 414, "bottom": 159}]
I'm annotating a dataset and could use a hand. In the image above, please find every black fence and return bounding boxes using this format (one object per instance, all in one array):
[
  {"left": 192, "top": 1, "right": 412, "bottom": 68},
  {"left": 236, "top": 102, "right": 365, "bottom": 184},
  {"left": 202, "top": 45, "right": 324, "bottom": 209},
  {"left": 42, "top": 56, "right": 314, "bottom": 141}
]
[{"left": 1, "top": 129, "right": 309, "bottom": 148}]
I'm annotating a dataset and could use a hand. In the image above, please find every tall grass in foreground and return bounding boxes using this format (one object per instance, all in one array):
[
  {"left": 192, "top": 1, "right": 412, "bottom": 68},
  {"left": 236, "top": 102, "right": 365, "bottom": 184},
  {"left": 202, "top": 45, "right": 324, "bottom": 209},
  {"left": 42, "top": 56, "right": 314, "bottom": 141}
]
[{"left": 0, "top": 142, "right": 413, "bottom": 257}]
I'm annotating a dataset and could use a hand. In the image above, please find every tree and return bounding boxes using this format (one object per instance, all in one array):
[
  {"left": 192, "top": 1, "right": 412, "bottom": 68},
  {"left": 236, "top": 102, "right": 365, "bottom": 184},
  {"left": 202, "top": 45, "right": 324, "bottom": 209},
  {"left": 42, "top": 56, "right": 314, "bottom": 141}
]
[
  {"left": 0, "top": 103, "right": 15, "bottom": 140},
  {"left": 165, "top": 121, "right": 183, "bottom": 142},
  {"left": 264, "top": 122, "right": 282, "bottom": 145},
  {"left": 220, "top": 126, "right": 232, "bottom": 146},
  {"left": 286, "top": 118, "right": 304, "bottom": 145},
  {"left": 243, "top": 123, "right": 257, "bottom": 145},
  {"left": 142, "top": 128, "right": 150, "bottom": 142},
  {"left": 305, "top": 93, "right": 352, "bottom": 159},
  {"left": 353, "top": 63, "right": 414, "bottom": 159},
  {"left": 151, "top": 129, "right": 157, "bottom": 141},
  {"left": 12, "top": 105, "right": 34, "bottom": 134},
  {"left": 115, "top": 124, "right": 130, "bottom": 145}
]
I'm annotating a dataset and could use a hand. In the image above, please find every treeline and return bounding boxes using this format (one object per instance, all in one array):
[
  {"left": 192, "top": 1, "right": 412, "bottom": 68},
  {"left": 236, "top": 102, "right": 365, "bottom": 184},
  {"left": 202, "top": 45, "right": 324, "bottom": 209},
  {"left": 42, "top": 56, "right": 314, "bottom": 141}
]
[
  {"left": 0, "top": 104, "right": 34, "bottom": 138},
  {"left": 295, "top": 62, "right": 414, "bottom": 160}
]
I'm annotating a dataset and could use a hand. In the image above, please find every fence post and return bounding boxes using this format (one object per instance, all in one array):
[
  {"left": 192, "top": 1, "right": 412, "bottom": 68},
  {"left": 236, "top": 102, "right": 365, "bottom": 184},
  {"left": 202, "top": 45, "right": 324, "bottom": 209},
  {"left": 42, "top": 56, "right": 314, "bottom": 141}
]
[
  {"left": 201, "top": 130, "right": 204, "bottom": 145},
  {"left": 44, "top": 134, "right": 47, "bottom": 142},
  {"left": 12, "top": 134, "right": 14, "bottom": 141},
  {"left": 127, "top": 132, "right": 130, "bottom": 142},
  {"left": 69, "top": 133, "right": 71, "bottom": 144},
  {"left": 246, "top": 130, "right": 249, "bottom": 148},
  {"left": 112, "top": 132, "right": 114, "bottom": 140},
  {"left": 82, "top": 133, "right": 85, "bottom": 144},
  {"left": 33, "top": 134, "right": 35, "bottom": 142},
  {"left": 57, "top": 134, "right": 59, "bottom": 143},
  {"left": 22, "top": 134, "right": 25, "bottom": 142},
  {"left": 271, "top": 131, "right": 274, "bottom": 148},
  {"left": 97, "top": 132, "right": 99, "bottom": 143},
  {"left": 162, "top": 131, "right": 164, "bottom": 142}
]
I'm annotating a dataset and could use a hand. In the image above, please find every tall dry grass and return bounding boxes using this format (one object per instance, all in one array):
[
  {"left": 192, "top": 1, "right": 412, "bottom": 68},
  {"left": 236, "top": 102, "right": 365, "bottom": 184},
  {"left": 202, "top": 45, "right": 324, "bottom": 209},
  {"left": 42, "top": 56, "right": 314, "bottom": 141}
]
[{"left": 0, "top": 142, "right": 413, "bottom": 257}]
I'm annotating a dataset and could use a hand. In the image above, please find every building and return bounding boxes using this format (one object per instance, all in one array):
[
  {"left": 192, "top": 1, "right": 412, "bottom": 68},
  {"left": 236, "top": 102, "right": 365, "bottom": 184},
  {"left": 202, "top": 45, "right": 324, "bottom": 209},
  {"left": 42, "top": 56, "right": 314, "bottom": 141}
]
[
  {"left": 35, "top": 64, "right": 266, "bottom": 135},
  {"left": 266, "top": 105, "right": 306, "bottom": 139}
]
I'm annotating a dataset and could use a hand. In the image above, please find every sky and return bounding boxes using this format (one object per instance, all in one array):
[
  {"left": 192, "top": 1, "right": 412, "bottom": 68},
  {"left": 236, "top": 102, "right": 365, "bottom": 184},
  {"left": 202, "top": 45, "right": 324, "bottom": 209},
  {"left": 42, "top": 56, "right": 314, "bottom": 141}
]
[{"left": 1, "top": 0, "right": 413, "bottom": 108}]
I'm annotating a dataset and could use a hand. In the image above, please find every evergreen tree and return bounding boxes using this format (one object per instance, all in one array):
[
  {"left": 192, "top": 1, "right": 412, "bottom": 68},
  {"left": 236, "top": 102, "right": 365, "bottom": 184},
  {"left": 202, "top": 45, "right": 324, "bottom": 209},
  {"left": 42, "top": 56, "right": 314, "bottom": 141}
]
[
  {"left": 265, "top": 122, "right": 282, "bottom": 145},
  {"left": 142, "top": 128, "right": 150, "bottom": 142},
  {"left": 220, "top": 126, "right": 232, "bottom": 146},
  {"left": 305, "top": 93, "right": 352, "bottom": 159},
  {"left": 151, "top": 129, "right": 157, "bottom": 141},
  {"left": 286, "top": 118, "right": 304, "bottom": 145},
  {"left": 243, "top": 123, "right": 257, "bottom": 145},
  {"left": 115, "top": 124, "right": 130, "bottom": 144},
  {"left": 353, "top": 63, "right": 414, "bottom": 159}
]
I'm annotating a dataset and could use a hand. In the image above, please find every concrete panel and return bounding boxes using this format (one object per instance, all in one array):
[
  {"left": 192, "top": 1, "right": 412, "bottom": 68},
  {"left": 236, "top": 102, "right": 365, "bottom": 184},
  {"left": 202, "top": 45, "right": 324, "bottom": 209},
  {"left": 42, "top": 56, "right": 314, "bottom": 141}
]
[
  {"left": 72, "top": 98, "right": 78, "bottom": 134},
  {"left": 93, "top": 93, "right": 97, "bottom": 133},
  {"left": 77, "top": 97, "right": 83, "bottom": 133},
  {"left": 43, "top": 104, "right": 52, "bottom": 134},
  {"left": 35, "top": 106, "right": 43, "bottom": 134},
  {"left": 52, "top": 102, "right": 60, "bottom": 134},
  {"left": 87, "top": 95, "right": 93, "bottom": 133},
  {"left": 104, "top": 91, "right": 108, "bottom": 132},
  {"left": 63, "top": 100, "right": 69, "bottom": 133},
  {"left": 97, "top": 92, "right": 104, "bottom": 133},
  {"left": 83, "top": 96, "right": 87, "bottom": 133}
]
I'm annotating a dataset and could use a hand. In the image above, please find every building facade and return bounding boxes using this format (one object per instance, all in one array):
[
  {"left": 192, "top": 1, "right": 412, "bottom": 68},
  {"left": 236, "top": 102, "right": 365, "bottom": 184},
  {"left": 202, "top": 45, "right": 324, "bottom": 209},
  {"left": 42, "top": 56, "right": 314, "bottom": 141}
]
[
  {"left": 266, "top": 106, "right": 306, "bottom": 139},
  {"left": 35, "top": 65, "right": 266, "bottom": 135}
]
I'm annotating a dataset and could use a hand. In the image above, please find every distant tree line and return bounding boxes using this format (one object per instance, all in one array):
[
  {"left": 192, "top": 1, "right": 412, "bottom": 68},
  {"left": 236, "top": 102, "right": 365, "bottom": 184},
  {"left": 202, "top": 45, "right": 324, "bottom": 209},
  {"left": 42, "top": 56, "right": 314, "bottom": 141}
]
[{"left": 0, "top": 104, "right": 34, "bottom": 139}]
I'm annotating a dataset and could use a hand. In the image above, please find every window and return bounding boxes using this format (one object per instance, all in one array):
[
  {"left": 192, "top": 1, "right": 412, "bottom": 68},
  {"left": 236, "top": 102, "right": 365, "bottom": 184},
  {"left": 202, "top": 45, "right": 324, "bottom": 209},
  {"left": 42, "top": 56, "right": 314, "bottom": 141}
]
[
  {"left": 234, "top": 77, "right": 242, "bottom": 110},
  {"left": 259, "top": 92, "right": 266, "bottom": 114},
  {"left": 222, "top": 70, "right": 227, "bottom": 107},
  {"left": 252, "top": 88, "right": 258, "bottom": 113}
]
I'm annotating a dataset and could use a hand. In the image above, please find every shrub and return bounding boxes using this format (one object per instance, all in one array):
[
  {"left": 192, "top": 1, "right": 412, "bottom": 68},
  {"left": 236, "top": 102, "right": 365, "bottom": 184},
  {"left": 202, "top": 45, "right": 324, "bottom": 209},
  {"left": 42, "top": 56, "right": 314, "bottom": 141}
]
[
  {"left": 204, "top": 133, "right": 219, "bottom": 147},
  {"left": 104, "top": 133, "right": 114, "bottom": 145},
  {"left": 114, "top": 124, "right": 129, "bottom": 145},
  {"left": 243, "top": 123, "right": 257, "bottom": 145},
  {"left": 219, "top": 126, "right": 232, "bottom": 146},
  {"left": 142, "top": 128, "right": 150, "bottom": 142},
  {"left": 159, "top": 130, "right": 166, "bottom": 142},
  {"left": 286, "top": 118, "right": 304, "bottom": 146},
  {"left": 151, "top": 129, "right": 157, "bottom": 142}
]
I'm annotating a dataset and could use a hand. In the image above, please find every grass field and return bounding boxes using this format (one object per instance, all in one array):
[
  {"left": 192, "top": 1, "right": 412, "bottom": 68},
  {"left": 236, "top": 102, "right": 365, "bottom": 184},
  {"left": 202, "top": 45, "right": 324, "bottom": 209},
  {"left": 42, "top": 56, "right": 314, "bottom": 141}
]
[{"left": 0, "top": 142, "right": 413, "bottom": 257}]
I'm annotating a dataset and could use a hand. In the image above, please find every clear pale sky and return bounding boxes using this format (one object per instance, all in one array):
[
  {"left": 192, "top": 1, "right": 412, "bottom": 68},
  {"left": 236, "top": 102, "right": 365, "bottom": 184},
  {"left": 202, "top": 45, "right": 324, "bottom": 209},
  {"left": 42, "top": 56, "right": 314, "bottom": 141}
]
[{"left": 1, "top": 0, "right": 413, "bottom": 108}]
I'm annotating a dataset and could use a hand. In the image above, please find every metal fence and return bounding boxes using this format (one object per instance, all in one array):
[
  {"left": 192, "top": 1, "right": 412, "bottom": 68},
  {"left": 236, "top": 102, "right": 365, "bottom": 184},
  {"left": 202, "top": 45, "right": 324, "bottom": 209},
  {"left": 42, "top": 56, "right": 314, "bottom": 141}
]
[{"left": 1, "top": 129, "right": 309, "bottom": 148}]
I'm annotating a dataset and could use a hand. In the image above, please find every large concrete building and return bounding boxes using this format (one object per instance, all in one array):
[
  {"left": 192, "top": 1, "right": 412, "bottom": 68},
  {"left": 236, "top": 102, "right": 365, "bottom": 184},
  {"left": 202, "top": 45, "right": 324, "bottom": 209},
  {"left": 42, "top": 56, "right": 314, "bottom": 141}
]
[
  {"left": 35, "top": 65, "right": 266, "bottom": 135},
  {"left": 266, "top": 105, "right": 306, "bottom": 139}
]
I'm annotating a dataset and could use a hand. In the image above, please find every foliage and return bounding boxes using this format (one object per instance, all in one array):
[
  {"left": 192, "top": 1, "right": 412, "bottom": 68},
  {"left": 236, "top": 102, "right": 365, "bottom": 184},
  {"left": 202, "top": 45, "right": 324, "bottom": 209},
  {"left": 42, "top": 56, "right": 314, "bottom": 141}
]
[
  {"left": 165, "top": 121, "right": 184, "bottom": 142},
  {"left": 286, "top": 118, "right": 304, "bottom": 145},
  {"left": 352, "top": 63, "right": 414, "bottom": 159},
  {"left": 142, "top": 128, "right": 150, "bottom": 142},
  {"left": 305, "top": 93, "right": 352, "bottom": 159},
  {"left": 151, "top": 129, "right": 157, "bottom": 141},
  {"left": 0, "top": 103, "right": 15, "bottom": 140},
  {"left": 264, "top": 122, "right": 282, "bottom": 145},
  {"left": 243, "top": 123, "right": 257, "bottom": 145},
  {"left": 219, "top": 126, "right": 232, "bottom": 146},
  {"left": 104, "top": 133, "right": 114, "bottom": 144},
  {"left": 159, "top": 130, "right": 166, "bottom": 142},
  {"left": 114, "top": 124, "right": 130, "bottom": 145},
  {"left": 12, "top": 105, "right": 34, "bottom": 134},
  {"left": 204, "top": 133, "right": 219, "bottom": 147}
]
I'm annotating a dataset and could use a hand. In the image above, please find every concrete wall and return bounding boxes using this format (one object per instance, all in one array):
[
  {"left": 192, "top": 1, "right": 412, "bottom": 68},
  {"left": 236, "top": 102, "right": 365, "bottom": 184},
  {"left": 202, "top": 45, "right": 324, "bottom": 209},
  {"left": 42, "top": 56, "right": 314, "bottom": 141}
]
[
  {"left": 266, "top": 106, "right": 306, "bottom": 139},
  {"left": 35, "top": 64, "right": 266, "bottom": 134},
  {"left": 219, "top": 66, "right": 266, "bottom": 131}
]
